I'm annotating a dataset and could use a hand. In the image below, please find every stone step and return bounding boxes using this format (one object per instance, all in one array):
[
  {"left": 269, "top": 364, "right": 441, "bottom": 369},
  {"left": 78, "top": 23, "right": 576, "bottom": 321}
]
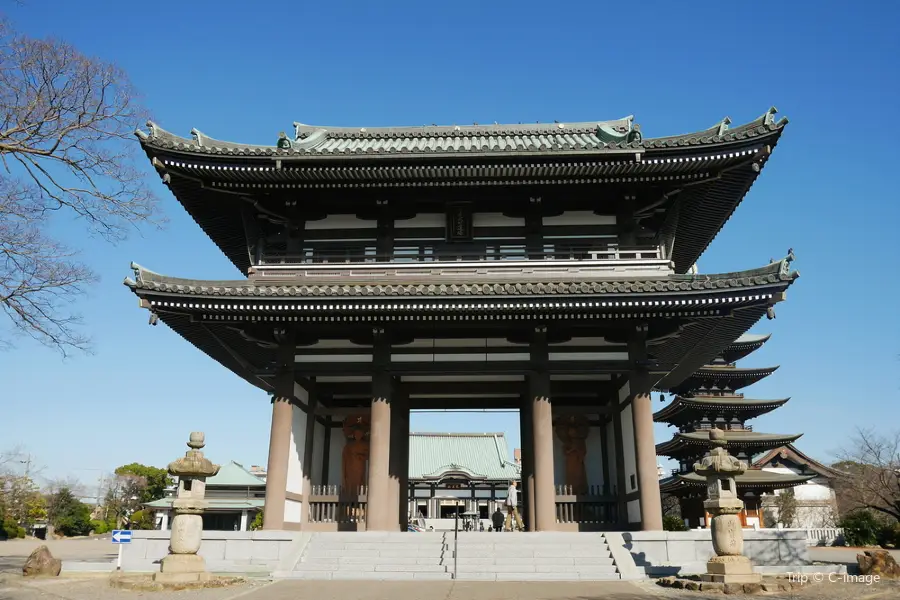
[
  {"left": 311, "top": 533, "right": 443, "bottom": 542},
  {"left": 305, "top": 549, "right": 445, "bottom": 558},
  {"left": 312, "top": 542, "right": 444, "bottom": 551},
  {"left": 453, "top": 564, "right": 618, "bottom": 574},
  {"left": 277, "top": 571, "right": 452, "bottom": 581},
  {"left": 458, "top": 572, "right": 620, "bottom": 582},
  {"left": 295, "top": 563, "right": 447, "bottom": 573},
  {"left": 449, "top": 549, "right": 612, "bottom": 559},
  {"left": 301, "top": 556, "right": 444, "bottom": 566},
  {"left": 447, "top": 544, "right": 611, "bottom": 552},
  {"left": 448, "top": 556, "right": 615, "bottom": 566}
]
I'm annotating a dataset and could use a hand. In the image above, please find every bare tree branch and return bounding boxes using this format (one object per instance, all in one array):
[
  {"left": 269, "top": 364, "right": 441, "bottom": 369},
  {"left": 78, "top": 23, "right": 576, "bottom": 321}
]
[
  {"left": 0, "top": 16, "right": 162, "bottom": 354},
  {"left": 834, "top": 427, "right": 900, "bottom": 522}
]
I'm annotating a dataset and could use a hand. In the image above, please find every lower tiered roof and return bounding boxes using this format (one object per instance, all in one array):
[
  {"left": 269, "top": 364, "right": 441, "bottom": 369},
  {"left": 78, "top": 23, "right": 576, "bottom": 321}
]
[
  {"left": 656, "top": 430, "right": 803, "bottom": 460},
  {"left": 659, "top": 469, "right": 814, "bottom": 496}
]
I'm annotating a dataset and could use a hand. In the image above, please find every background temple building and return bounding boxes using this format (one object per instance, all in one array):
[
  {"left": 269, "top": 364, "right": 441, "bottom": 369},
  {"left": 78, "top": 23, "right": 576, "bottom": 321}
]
[
  {"left": 407, "top": 432, "right": 520, "bottom": 522},
  {"left": 126, "top": 108, "right": 797, "bottom": 532},
  {"left": 148, "top": 461, "right": 266, "bottom": 531},
  {"left": 656, "top": 334, "right": 813, "bottom": 528},
  {"left": 754, "top": 445, "right": 841, "bottom": 529}
]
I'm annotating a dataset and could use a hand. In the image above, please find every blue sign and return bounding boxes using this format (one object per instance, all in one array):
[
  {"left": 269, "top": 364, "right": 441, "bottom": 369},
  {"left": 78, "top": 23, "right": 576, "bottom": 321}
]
[{"left": 111, "top": 530, "right": 133, "bottom": 544}]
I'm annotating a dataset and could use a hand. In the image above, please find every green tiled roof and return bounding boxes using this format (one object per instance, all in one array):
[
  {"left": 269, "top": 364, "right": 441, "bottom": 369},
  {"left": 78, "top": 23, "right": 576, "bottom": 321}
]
[
  {"left": 145, "top": 498, "right": 264, "bottom": 510},
  {"left": 409, "top": 433, "right": 521, "bottom": 482},
  {"left": 203, "top": 461, "right": 265, "bottom": 487}
]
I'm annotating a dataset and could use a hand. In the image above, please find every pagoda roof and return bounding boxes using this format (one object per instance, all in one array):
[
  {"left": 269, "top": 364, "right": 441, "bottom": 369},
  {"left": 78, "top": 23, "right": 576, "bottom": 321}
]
[
  {"left": 659, "top": 469, "right": 814, "bottom": 494},
  {"left": 670, "top": 365, "right": 779, "bottom": 395},
  {"left": 123, "top": 257, "right": 797, "bottom": 394},
  {"left": 653, "top": 395, "right": 789, "bottom": 426},
  {"left": 656, "top": 430, "right": 803, "bottom": 458},
  {"left": 752, "top": 444, "right": 843, "bottom": 479},
  {"left": 135, "top": 109, "right": 787, "bottom": 275},
  {"left": 719, "top": 333, "right": 771, "bottom": 363}
]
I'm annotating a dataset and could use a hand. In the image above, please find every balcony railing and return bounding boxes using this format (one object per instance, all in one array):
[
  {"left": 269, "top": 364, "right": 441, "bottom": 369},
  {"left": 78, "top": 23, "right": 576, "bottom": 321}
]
[
  {"left": 259, "top": 245, "right": 663, "bottom": 266},
  {"left": 554, "top": 484, "right": 617, "bottom": 529},
  {"left": 307, "top": 485, "right": 367, "bottom": 525},
  {"left": 250, "top": 245, "right": 672, "bottom": 281}
]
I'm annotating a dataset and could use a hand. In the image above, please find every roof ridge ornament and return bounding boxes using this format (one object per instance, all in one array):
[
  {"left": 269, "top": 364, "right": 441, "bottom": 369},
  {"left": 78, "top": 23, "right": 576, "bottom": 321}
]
[{"left": 716, "top": 117, "right": 732, "bottom": 137}]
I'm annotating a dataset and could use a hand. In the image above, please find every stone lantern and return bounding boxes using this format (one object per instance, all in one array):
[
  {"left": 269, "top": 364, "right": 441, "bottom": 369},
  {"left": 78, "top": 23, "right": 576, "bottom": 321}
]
[
  {"left": 693, "top": 427, "right": 761, "bottom": 585},
  {"left": 154, "top": 432, "right": 220, "bottom": 583}
]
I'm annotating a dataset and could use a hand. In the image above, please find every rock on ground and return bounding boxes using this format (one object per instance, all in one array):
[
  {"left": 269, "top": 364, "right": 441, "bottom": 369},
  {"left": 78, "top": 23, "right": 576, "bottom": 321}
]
[
  {"left": 21, "top": 546, "right": 61, "bottom": 578},
  {"left": 858, "top": 549, "right": 900, "bottom": 579}
]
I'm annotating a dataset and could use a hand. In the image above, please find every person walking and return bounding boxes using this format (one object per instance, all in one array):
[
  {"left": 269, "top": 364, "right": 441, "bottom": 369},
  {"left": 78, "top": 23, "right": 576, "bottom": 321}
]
[
  {"left": 504, "top": 480, "right": 524, "bottom": 531},
  {"left": 491, "top": 507, "right": 505, "bottom": 532}
]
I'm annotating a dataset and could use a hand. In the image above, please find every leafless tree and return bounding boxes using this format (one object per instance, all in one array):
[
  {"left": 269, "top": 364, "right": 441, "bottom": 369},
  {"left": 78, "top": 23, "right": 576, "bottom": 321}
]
[
  {"left": 834, "top": 427, "right": 900, "bottom": 522},
  {"left": 0, "top": 16, "right": 161, "bottom": 355}
]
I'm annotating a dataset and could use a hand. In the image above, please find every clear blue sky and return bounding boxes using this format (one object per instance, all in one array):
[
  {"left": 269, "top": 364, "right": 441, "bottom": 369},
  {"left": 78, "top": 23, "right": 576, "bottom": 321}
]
[{"left": 3, "top": 1, "right": 898, "bottom": 488}]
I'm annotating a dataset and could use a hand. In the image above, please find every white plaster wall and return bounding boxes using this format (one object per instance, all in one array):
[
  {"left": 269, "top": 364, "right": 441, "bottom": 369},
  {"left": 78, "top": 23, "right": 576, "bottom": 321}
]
[
  {"left": 305, "top": 215, "right": 376, "bottom": 230},
  {"left": 542, "top": 211, "right": 616, "bottom": 226},
  {"left": 327, "top": 425, "right": 347, "bottom": 487},
  {"left": 284, "top": 499, "right": 302, "bottom": 523},
  {"left": 627, "top": 499, "right": 641, "bottom": 523},
  {"left": 584, "top": 426, "right": 605, "bottom": 489},
  {"left": 473, "top": 213, "right": 525, "bottom": 227},
  {"left": 284, "top": 383, "right": 309, "bottom": 523}
]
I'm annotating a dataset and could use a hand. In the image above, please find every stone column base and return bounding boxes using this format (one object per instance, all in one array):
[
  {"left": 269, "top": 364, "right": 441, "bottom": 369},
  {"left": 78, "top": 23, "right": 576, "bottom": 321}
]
[
  {"left": 157, "top": 553, "right": 209, "bottom": 576},
  {"left": 701, "top": 555, "right": 761, "bottom": 584}
]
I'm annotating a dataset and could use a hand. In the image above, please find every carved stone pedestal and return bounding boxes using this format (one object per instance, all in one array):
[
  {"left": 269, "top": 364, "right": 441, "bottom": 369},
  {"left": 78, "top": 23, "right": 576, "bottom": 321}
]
[{"left": 701, "top": 555, "right": 761, "bottom": 584}]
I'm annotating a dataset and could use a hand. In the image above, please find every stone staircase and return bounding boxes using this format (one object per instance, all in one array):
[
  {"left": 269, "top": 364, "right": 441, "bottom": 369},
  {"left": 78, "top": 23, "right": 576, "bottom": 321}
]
[
  {"left": 284, "top": 531, "right": 451, "bottom": 580},
  {"left": 279, "top": 531, "right": 620, "bottom": 581},
  {"left": 450, "top": 532, "right": 620, "bottom": 581}
]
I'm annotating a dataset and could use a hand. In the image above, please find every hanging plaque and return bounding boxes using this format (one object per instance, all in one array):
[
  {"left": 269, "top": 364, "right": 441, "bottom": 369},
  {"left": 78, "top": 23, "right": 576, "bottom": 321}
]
[{"left": 446, "top": 203, "right": 473, "bottom": 242}]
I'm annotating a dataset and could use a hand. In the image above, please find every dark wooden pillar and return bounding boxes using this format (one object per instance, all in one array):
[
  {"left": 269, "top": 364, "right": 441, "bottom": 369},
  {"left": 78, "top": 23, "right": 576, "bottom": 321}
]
[
  {"left": 629, "top": 325, "right": 663, "bottom": 531},
  {"left": 600, "top": 417, "right": 611, "bottom": 496},
  {"left": 612, "top": 392, "right": 628, "bottom": 528},
  {"left": 376, "top": 200, "right": 394, "bottom": 260},
  {"left": 301, "top": 378, "right": 318, "bottom": 525},
  {"left": 367, "top": 329, "right": 394, "bottom": 530},
  {"left": 519, "top": 394, "right": 536, "bottom": 531},
  {"left": 263, "top": 328, "right": 295, "bottom": 530},
  {"left": 321, "top": 416, "right": 332, "bottom": 486},
  {"left": 389, "top": 384, "right": 409, "bottom": 529}
]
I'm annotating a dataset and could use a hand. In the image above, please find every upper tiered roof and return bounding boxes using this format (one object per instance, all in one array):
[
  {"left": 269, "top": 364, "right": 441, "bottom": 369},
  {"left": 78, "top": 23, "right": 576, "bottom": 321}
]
[
  {"left": 653, "top": 395, "right": 790, "bottom": 427},
  {"left": 135, "top": 108, "right": 788, "bottom": 275}
]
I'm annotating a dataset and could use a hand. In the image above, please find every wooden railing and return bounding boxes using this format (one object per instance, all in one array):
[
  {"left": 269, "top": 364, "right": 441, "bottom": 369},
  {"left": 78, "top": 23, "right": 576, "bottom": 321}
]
[
  {"left": 308, "top": 485, "right": 367, "bottom": 524},
  {"left": 257, "top": 245, "right": 664, "bottom": 266},
  {"left": 554, "top": 485, "right": 617, "bottom": 527}
]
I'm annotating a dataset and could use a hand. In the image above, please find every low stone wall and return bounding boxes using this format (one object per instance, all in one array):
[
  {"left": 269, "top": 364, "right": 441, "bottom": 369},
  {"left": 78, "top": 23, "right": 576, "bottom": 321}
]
[
  {"left": 120, "top": 530, "right": 302, "bottom": 573},
  {"left": 616, "top": 530, "right": 811, "bottom": 576}
]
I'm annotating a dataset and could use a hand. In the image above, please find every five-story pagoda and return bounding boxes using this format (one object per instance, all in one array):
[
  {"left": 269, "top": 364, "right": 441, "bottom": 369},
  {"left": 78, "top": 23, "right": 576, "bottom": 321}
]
[
  {"left": 125, "top": 108, "right": 797, "bottom": 532},
  {"left": 656, "top": 333, "right": 812, "bottom": 527}
]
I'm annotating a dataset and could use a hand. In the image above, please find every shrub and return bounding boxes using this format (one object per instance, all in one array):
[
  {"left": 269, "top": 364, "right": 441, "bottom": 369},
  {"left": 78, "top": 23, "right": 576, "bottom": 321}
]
[
  {"left": 879, "top": 522, "right": 900, "bottom": 548},
  {"left": 249, "top": 511, "right": 264, "bottom": 531},
  {"left": 663, "top": 514, "right": 688, "bottom": 531},
  {"left": 2, "top": 516, "right": 20, "bottom": 539},
  {"left": 90, "top": 519, "right": 108, "bottom": 535},
  {"left": 16, "top": 527, "right": 25, "bottom": 538},
  {"left": 839, "top": 510, "right": 881, "bottom": 547},
  {"left": 128, "top": 510, "right": 156, "bottom": 530}
]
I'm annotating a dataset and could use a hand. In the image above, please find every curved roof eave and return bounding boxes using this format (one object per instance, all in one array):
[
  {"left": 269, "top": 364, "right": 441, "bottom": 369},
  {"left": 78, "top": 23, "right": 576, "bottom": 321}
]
[{"left": 134, "top": 108, "right": 786, "bottom": 161}]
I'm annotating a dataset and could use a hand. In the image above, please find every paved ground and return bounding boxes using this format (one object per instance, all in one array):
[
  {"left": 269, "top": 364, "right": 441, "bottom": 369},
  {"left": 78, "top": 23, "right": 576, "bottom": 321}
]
[
  {"left": 1, "top": 578, "right": 899, "bottom": 600},
  {"left": 0, "top": 538, "right": 115, "bottom": 574},
  {"left": 2, "top": 539, "right": 899, "bottom": 599},
  {"left": 808, "top": 547, "right": 900, "bottom": 570}
]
